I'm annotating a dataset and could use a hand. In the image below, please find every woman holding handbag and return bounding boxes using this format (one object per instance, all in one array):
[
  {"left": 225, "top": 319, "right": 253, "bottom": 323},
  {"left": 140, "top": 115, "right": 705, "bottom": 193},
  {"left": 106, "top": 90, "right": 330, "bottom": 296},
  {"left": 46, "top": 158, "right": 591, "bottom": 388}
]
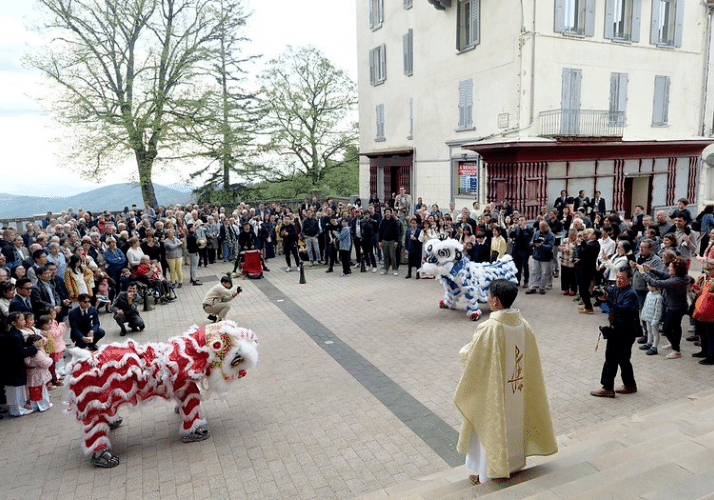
[{"left": 692, "top": 260, "right": 714, "bottom": 365}]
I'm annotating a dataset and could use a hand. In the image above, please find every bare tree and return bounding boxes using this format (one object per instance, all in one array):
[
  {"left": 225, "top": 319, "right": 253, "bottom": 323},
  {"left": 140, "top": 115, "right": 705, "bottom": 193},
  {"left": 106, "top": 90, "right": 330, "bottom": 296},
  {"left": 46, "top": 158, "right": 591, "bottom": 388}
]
[
  {"left": 28, "top": 0, "right": 243, "bottom": 207},
  {"left": 256, "top": 46, "right": 358, "bottom": 189}
]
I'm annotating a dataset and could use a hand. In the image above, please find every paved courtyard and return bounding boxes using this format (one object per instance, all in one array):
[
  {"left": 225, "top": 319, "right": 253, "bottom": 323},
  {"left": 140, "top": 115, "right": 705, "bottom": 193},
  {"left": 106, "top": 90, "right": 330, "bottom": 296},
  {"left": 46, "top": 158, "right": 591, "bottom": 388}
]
[{"left": 2, "top": 259, "right": 714, "bottom": 499}]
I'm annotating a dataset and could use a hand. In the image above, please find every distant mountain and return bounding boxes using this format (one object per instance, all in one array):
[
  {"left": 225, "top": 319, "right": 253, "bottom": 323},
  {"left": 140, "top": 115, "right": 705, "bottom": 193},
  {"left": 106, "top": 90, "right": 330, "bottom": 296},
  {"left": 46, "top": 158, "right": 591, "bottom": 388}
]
[{"left": 0, "top": 183, "right": 196, "bottom": 219}]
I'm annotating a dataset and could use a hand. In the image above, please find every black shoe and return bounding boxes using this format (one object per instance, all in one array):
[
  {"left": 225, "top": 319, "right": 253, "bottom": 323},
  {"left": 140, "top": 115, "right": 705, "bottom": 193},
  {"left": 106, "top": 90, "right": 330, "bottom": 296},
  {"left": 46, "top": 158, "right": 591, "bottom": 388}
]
[
  {"left": 178, "top": 283, "right": 182, "bottom": 288},
  {"left": 525, "top": 289, "right": 537, "bottom": 294},
  {"left": 699, "top": 358, "right": 714, "bottom": 365},
  {"left": 87, "top": 344, "right": 98, "bottom": 351},
  {"left": 637, "top": 336, "right": 648, "bottom": 344},
  {"left": 108, "top": 417, "right": 123, "bottom": 430},
  {"left": 539, "top": 289, "right": 546, "bottom": 295},
  {"left": 405, "top": 274, "right": 411, "bottom": 279},
  {"left": 692, "top": 351, "right": 707, "bottom": 358},
  {"left": 192, "top": 281, "right": 203, "bottom": 286},
  {"left": 326, "top": 268, "right": 333, "bottom": 273},
  {"left": 263, "top": 267, "right": 270, "bottom": 272},
  {"left": 686, "top": 335, "right": 699, "bottom": 342},
  {"left": 207, "top": 315, "right": 217, "bottom": 322},
  {"left": 119, "top": 327, "right": 127, "bottom": 337},
  {"left": 131, "top": 326, "right": 139, "bottom": 332}
]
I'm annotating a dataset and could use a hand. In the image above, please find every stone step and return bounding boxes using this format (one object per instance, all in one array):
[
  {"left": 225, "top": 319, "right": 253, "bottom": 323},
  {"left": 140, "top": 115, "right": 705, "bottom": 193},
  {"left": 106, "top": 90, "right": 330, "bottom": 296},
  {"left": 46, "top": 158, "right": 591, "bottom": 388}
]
[{"left": 354, "top": 389, "right": 714, "bottom": 500}]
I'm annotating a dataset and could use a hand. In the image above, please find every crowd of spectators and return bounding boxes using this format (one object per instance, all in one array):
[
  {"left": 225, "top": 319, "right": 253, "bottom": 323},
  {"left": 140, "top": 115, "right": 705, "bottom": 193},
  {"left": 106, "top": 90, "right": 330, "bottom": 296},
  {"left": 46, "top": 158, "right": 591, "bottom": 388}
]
[{"left": 2, "top": 191, "right": 714, "bottom": 417}]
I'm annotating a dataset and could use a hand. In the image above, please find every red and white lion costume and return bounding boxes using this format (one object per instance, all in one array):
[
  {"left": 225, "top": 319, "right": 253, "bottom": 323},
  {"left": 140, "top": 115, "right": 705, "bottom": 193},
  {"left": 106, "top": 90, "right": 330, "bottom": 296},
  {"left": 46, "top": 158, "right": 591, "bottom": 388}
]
[{"left": 66, "top": 320, "right": 258, "bottom": 467}]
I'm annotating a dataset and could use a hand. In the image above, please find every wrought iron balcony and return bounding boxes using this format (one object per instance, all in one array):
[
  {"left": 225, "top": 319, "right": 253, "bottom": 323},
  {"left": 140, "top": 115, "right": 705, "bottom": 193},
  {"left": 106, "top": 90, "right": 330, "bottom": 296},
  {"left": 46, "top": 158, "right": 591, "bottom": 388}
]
[{"left": 539, "top": 109, "right": 625, "bottom": 139}]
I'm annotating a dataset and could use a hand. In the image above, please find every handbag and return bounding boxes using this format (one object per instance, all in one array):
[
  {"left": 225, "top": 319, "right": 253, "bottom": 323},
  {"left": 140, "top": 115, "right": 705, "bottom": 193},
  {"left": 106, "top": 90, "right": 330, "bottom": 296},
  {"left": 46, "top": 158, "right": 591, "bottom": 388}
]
[{"left": 693, "top": 285, "right": 714, "bottom": 323}]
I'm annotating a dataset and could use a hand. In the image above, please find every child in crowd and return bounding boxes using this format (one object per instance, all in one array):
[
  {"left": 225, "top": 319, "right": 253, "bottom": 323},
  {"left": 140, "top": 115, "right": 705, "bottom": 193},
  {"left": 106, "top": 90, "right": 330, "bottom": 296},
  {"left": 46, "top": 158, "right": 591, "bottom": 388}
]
[
  {"left": 338, "top": 217, "right": 352, "bottom": 277},
  {"left": 21, "top": 312, "right": 38, "bottom": 339},
  {"left": 118, "top": 268, "right": 135, "bottom": 292},
  {"left": 24, "top": 333, "right": 53, "bottom": 412},
  {"left": 95, "top": 275, "right": 112, "bottom": 312},
  {"left": 1, "top": 312, "right": 39, "bottom": 416},
  {"left": 37, "top": 314, "right": 63, "bottom": 387},
  {"left": 46, "top": 307, "right": 67, "bottom": 379},
  {"left": 639, "top": 283, "right": 664, "bottom": 355}
]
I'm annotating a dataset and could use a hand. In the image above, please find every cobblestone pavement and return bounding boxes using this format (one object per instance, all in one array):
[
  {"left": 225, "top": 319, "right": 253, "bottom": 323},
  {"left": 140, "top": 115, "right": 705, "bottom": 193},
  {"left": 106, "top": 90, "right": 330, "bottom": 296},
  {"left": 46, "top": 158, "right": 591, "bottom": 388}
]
[{"left": 2, "top": 258, "right": 714, "bottom": 499}]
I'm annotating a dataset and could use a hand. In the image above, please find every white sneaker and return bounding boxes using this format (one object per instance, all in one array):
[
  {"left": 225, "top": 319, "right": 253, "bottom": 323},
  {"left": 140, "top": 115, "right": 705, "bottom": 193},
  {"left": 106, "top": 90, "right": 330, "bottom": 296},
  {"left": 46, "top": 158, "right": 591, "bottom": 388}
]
[
  {"left": 380, "top": 270, "right": 387, "bottom": 275},
  {"left": 393, "top": 271, "right": 398, "bottom": 276},
  {"left": 286, "top": 267, "right": 292, "bottom": 272},
  {"left": 372, "top": 267, "right": 377, "bottom": 273}
]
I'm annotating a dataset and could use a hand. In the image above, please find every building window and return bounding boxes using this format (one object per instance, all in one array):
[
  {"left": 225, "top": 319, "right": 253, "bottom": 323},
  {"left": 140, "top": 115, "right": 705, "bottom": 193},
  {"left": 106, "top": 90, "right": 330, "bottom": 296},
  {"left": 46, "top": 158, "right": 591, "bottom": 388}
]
[
  {"left": 403, "top": 29, "right": 413, "bottom": 76},
  {"left": 554, "top": 0, "right": 596, "bottom": 37},
  {"left": 369, "top": 44, "right": 386, "bottom": 86},
  {"left": 609, "top": 72, "right": 628, "bottom": 125},
  {"left": 376, "top": 104, "right": 385, "bottom": 141},
  {"left": 456, "top": 0, "right": 479, "bottom": 51},
  {"left": 650, "top": 0, "right": 683, "bottom": 47},
  {"left": 604, "top": 0, "right": 641, "bottom": 42},
  {"left": 652, "top": 75, "right": 670, "bottom": 126},
  {"left": 404, "top": 0, "right": 413, "bottom": 9},
  {"left": 408, "top": 98, "right": 414, "bottom": 140},
  {"left": 458, "top": 79, "right": 473, "bottom": 130},
  {"left": 369, "top": 0, "right": 384, "bottom": 30},
  {"left": 561, "top": 68, "right": 582, "bottom": 135}
]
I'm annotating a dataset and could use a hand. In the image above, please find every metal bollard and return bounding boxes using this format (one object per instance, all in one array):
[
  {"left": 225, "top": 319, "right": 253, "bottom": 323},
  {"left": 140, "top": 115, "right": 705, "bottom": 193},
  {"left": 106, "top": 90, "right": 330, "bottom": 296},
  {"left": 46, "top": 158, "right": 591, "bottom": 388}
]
[{"left": 299, "top": 262, "right": 306, "bottom": 284}]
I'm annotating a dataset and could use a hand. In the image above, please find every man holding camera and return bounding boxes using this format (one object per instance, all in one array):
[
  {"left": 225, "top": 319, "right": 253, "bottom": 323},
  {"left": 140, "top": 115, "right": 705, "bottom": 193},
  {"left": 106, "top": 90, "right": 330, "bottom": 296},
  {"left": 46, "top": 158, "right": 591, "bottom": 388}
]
[
  {"left": 202, "top": 276, "right": 242, "bottom": 323},
  {"left": 525, "top": 221, "right": 554, "bottom": 295},
  {"left": 590, "top": 268, "right": 640, "bottom": 398}
]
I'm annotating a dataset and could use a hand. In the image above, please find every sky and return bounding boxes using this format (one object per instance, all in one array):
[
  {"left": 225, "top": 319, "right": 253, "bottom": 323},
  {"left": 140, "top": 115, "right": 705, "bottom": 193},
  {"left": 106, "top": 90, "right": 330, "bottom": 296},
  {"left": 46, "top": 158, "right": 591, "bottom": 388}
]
[{"left": 0, "top": 0, "right": 357, "bottom": 197}]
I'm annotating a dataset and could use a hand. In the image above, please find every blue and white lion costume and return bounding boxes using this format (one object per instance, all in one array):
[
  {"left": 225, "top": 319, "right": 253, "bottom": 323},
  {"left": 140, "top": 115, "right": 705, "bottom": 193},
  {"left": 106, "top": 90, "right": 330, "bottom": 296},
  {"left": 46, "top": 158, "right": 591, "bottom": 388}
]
[{"left": 420, "top": 237, "right": 518, "bottom": 320}]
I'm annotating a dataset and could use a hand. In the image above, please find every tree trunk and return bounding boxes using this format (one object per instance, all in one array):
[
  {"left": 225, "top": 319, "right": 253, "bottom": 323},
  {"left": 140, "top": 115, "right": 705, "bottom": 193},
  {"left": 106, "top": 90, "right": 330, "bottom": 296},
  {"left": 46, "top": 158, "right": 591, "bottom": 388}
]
[{"left": 135, "top": 150, "right": 159, "bottom": 208}]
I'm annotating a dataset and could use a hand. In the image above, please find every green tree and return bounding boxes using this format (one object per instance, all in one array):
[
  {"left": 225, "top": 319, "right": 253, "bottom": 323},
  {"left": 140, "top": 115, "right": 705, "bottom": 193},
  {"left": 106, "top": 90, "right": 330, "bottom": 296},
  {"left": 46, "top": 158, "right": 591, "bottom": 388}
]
[
  {"left": 189, "top": 0, "right": 259, "bottom": 197},
  {"left": 28, "top": 0, "right": 247, "bottom": 207},
  {"left": 255, "top": 46, "right": 358, "bottom": 190}
]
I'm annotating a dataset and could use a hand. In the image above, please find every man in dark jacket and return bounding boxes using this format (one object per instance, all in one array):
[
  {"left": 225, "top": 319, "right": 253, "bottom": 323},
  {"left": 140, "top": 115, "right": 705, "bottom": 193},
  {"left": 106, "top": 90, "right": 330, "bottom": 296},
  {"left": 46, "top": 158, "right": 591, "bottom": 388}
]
[
  {"left": 590, "top": 268, "right": 640, "bottom": 398},
  {"left": 68, "top": 293, "right": 106, "bottom": 350},
  {"left": 280, "top": 215, "right": 300, "bottom": 272},
  {"left": 526, "top": 221, "right": 555, "bottom": 295},
  {"left": 9, "top": 278, "right": 34, "bottom": 314},
  {"left": 301, "top": 210, "right": 321, "bottom": 266},
  {"left": 112, "top": 283, "right": 144, "bottom": 336},
  {"left": 360, "top": 212, "right": 378, "bottom": 271},
  {"left": 511, "top": 216, "right": 534, "bottom": 287},
  {"left": 31, "top": 266, "right": 61, "bottom": 317},
  {"left": 378, "top": 208, "right": 400, "bottom": 275}
]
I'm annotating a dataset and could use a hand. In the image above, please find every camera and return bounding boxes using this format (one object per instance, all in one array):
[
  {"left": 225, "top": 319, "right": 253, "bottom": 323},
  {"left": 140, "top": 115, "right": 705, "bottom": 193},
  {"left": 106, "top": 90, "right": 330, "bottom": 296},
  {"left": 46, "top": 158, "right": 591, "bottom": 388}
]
[
  {"left": 599, "top": 325, "right": 615, "bottom": 340},
  {"left": 592, "top": 286, "right": 607, "bottom": 298}
]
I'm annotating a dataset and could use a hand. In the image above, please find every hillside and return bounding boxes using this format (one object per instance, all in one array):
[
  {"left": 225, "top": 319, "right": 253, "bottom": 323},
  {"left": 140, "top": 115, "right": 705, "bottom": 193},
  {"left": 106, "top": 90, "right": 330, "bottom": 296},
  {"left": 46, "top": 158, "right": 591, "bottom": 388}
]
[{"left": 0, "top": 183, "right": 196, "bottom": 219}]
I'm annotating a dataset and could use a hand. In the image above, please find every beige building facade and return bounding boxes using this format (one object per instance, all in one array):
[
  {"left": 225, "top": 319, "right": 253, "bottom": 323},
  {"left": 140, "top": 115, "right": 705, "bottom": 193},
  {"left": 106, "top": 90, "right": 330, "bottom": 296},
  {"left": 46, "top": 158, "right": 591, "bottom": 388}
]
[{"left": 357, "top": 0, "right": 714, "bottom": 218}]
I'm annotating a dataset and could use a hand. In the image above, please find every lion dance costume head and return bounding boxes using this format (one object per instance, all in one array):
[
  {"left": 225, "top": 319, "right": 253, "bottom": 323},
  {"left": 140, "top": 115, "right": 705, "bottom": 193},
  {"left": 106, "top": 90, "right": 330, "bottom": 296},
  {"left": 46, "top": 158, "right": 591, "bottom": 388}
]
[
  {"left": 66, "top": 320, "right": 258, "bottom": 467},
  {"left": 420, "top": 236, "right": 518, "bottom": 320}
]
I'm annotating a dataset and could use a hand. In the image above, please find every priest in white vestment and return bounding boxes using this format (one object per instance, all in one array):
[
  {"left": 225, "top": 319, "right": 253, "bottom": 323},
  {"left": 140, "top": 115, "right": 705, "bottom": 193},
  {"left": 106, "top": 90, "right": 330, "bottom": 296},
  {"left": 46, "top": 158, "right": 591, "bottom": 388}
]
[{"left": 454, "top": 279, "right": 558, "bottom": 485}]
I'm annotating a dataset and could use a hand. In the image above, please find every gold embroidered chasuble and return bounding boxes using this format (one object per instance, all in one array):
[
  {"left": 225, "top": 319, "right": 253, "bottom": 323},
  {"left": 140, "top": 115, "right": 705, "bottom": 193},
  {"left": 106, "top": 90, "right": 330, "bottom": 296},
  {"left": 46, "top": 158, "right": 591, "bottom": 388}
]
[{"left": 454, "top": 309, "right": 558, "bottom": 479}]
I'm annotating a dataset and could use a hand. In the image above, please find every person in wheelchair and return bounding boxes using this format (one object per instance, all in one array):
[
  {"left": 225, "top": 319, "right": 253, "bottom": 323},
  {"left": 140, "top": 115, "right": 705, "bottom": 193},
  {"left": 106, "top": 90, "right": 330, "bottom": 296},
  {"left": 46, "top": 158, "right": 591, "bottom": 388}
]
[
  {"left": 134, "top": 255, "right": 175, "bottom": 303},
  {"left": 232, "top": 221, "right": 269, "bottom": 275}
]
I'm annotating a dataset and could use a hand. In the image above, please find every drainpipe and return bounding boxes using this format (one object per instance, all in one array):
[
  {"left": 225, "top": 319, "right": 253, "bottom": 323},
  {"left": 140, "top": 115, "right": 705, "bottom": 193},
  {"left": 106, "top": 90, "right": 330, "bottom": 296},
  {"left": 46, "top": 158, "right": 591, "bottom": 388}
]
[{"left": 702, "top": 1, "right": 713, "bottom": 136}]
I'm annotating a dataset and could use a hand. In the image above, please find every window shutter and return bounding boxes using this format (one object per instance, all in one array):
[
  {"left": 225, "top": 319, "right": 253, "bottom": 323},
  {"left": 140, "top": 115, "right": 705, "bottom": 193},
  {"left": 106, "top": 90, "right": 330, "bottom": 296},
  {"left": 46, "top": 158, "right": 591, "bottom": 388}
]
[
  {"left": 456, "top": 1, "right": 462, "bottom": 50},
  {"left": 653, "top": 75, "right": 666, "bottom": 124},
  {"left": 650, "top": 0, "right": 661, "bottom": 45},
  {"left": 379, "top": 43, "right": 387, "bottom": 82},
  {"left": 618, "top": 73, "right": 629, "bottom": 123},
  {"left": 378, "top": 0, "right": 384, "bottom": 24},
  {"left": 554, "top": 0, "right": 565, "bottom": 33},
  {"left": 604, "top": 0, "right": 615, "bottom": 39},
  {"left": 609, "top": 73, "right": 618, "bottom": 114},
  {"left": 408, "top": 98, "right": 414, "bottom": 138},
  {"left": 673, "top": 0, "right": 684, "bottom": 48},
  {"left": 369, "top": 0, "right": 374, "bottom": 29},
  {"left": 631, "top": 0, "right": 642, "bottom": 42},
  {"left": 662, "top": 76, "right": 670, "bottom": 123},
  {"left": 458, "top": 79, "right": 473, "bottom": 129},
  {"left": 369, "top": 49, "right": 375, "bottom": 85},
  {"left": 403, "top": 30, "right": 413, "bottom": 76},
  {"left": 376, "top": 104, "right": 385, "bottom": 139},
  {"left": 471, "top": 0, "right": 480, "bottom": 46},
  {"left": 584, "top": 0, "right": 596, "bottom": 37}
]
